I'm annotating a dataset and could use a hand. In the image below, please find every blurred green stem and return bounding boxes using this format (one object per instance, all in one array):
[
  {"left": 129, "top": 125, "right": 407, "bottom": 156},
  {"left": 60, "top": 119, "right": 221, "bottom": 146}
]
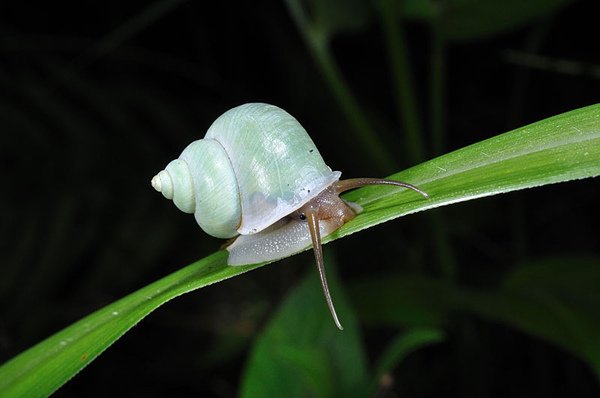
[
  {"left": 75, "top": 0, "right": 188, "bottom": 66},
  {"left": 285, "top": 0, "right": 396, "bottom": 172},
  {"left": 378, "top": 0, "right": 425, "bottom": 164},
  {"left": 430, "top": 22, "right": 445, "bottom": 155}
]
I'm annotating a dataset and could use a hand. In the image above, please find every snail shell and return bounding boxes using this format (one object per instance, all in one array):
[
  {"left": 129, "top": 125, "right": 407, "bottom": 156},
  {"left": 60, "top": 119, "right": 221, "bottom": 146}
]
[{"left": 152, "top": 103, "right": 341, "bottom": 261}]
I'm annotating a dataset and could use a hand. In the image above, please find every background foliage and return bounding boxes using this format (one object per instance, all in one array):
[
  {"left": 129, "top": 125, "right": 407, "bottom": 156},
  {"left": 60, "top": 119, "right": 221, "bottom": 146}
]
[{"left": 1, "top": 0, "right": 598, "bottom": 396}]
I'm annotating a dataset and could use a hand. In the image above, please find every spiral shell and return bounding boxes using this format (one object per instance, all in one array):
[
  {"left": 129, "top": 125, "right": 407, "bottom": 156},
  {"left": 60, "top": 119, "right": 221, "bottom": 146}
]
[{"left": 152, "top": 103, "right": 341, "bottom": 239}]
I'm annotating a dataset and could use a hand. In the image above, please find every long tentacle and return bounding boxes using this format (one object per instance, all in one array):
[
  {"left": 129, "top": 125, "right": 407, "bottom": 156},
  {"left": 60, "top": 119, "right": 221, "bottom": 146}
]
[
  {"left": 306, "top": 208, "right": 344, "bottom": 330},
  {"left": 334, "top": 178, "right": 429, "bottom": 198}
]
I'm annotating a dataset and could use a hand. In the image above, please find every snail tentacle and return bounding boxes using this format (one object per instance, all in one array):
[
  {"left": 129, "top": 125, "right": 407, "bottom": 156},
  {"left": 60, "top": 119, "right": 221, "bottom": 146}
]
[
  {"left": 335, "top": 178, "right": 429, "bottom": 199},
  {"left": 306, "top": 207, "right": 344, "bottom": 331}
]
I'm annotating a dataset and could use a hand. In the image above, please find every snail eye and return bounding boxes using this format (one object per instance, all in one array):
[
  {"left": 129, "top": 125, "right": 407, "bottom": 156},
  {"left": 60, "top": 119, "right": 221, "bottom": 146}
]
[{"left": 298, "top": 213, "right": 307, "bottom": 221}]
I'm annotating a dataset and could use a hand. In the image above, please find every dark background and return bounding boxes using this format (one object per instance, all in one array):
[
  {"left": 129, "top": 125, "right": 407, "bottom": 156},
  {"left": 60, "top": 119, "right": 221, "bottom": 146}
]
[{"left": 1, "top": 0, "right": 598, "bottom": 396}]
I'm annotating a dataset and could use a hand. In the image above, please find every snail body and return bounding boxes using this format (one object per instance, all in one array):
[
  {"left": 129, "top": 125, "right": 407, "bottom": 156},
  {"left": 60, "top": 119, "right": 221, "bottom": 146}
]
[{"left": 152, "top": 103, "right": 428, "bottom": 329}]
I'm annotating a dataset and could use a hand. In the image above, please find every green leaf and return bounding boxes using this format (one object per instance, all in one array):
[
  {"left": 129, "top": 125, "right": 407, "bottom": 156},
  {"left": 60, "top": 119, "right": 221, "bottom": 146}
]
[
  {"left": 0, "top": 252, "right": 260, "bottom": 397},
  {"left": 350, "top": 275, "right": 454, "bottom": 327},
  {"left": 459, "top": 256, "right": 600, "bottom": 376},
  {"left": 337, "top": 103, "right": 600, "bottom": 242},
  {"left": 0, "top": 104, "right": 598, "bottom": 396},
  {"left": 309, "top": 0, "right": 372, "bottom": 40},
  {"left": 372, "top": 328, "right": 445, "bottom": 386},
  {"left": 402, "top": 0, "right": 574, "bottom": 41},
  {"left": 240, "top": 254, "right": 369, "bottom": 398},
  {"left": 348, "top": 256, "right": 600, "bottom": 377}
]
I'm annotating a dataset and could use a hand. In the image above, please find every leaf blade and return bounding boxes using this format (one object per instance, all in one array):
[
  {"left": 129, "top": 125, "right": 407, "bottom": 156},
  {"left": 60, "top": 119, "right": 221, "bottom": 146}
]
[
  {"left": 336, "top": 103, "right": 600, "bottom": 240},
  {"left": 0, "top": 252, "right": 261, "bottom": 397}
]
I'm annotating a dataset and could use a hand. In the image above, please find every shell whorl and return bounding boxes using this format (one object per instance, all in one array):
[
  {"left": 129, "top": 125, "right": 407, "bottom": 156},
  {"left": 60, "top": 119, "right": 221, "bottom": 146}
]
[
  {"left": 151, "top": 159, "right": 195, "bottom": 213},
  {"left": 152, "top": 140, "right": 241, "bottom": 238}
]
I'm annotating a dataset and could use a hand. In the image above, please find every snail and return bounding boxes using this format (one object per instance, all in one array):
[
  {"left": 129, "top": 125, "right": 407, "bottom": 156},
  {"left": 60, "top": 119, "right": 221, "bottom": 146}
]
[{"left": 151, "top": 103, "right": 428, "bottom": 330}]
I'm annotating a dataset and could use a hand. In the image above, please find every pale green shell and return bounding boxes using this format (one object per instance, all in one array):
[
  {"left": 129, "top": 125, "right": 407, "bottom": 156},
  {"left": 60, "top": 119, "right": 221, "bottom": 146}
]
[{"left": 152, "top": 103, "right": 340, "bottom": 240}]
